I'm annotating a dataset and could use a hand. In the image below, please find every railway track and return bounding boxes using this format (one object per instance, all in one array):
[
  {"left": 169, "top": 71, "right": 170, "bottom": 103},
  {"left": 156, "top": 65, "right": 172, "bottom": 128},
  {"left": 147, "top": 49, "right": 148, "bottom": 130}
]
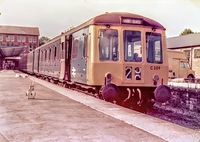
[
  {"left": 147, "top": 103, "right": 200, "bottom": 131},
  {"left": 147, "top": 80, "right": 200, "bottom": 131},
  {"left": 168, "top": 81, "right": 200, "bottom": 112}
]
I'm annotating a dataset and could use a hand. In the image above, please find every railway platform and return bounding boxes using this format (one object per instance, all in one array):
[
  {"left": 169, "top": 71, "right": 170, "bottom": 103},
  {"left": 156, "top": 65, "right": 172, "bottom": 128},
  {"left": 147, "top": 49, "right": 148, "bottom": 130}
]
[{"left": 0, "top": 70, "right": 200, "bottom": 142}]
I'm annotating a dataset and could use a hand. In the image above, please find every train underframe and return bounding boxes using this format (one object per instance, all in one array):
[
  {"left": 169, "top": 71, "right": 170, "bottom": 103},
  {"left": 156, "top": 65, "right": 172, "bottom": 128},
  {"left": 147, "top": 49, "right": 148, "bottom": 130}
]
[
  {"left": 35, "top": 74, "right": 171, "bottom": 113},
  {"left": 100, "top": 84, "right": 171, "bottom": 113}
]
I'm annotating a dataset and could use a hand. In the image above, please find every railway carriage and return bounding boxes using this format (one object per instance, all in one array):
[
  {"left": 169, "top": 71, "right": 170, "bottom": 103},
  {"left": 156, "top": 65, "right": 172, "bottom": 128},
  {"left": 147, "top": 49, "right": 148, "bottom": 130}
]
[
  {"left": 22, "top": 12, "right": 171, "bottom": 112},
  {"left": 36, "top": 36, "right": 63, "bottom": 79}
]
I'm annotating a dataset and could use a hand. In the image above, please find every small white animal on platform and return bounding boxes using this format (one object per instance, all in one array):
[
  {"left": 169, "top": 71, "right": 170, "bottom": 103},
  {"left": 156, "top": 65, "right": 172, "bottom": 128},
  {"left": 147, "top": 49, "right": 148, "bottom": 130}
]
[
  {"left": 15, "top": 73, "right": 29, "bottom": 78},
  {"left": 26, "top": 82, "right": 36, "bottom": 99}
]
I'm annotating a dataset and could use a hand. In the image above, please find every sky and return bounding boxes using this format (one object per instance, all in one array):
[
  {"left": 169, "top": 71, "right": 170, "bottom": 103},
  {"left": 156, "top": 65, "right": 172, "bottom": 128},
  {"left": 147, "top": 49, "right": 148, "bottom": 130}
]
[{"left": 0, "top": 0, "right": 200, "bottom": 39}]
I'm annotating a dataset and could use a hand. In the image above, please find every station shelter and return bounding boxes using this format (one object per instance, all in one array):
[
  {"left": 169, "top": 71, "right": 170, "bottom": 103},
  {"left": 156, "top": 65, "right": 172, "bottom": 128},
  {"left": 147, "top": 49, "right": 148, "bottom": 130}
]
[{"left": 0, "top": 25, "right": 39, "bottom": 70}]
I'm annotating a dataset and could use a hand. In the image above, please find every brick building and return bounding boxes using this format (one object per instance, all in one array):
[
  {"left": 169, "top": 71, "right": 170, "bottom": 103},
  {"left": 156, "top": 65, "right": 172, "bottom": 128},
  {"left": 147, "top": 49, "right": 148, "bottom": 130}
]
[
  {"left": 0, "top": 25, "right": 39, "bottom": 69},
  {"left": 167, "top": 33, "right": 200, "bottom": 77}
]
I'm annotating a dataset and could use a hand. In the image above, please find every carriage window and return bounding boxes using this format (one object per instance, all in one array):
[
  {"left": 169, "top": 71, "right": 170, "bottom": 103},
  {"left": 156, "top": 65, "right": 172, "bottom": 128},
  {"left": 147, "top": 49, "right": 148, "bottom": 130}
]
[
  {"left": 99, "top": 29, "right": 118, "bottom": 61},
  {"left": 57, "top": 43, "right": 60, "bottom": 60},
  {"left": 49, "top": 48, "right": 51, "bottom": 61},
  {"left": 54, "top": 46, "right": 57, "bottom": 60},
  {"left": 40, "top": 51, "right": 42, "bottom": 61},
  {"left": 61, "top": 42, "right": 65, "bottom": 59},
  {"left": 146, "top": 32, "right": 163, "bottom": 64},
  {"left": 45, "top": 50, "right": 47, "bottom": 61},
  {"left": 124, "top": 30, "right": 142, "bottom": 62},
  {"left": 83, "top": 35, "right": 88, "bottom": 58},
  {"left": 83, "top": 28, "right": 89, "bottom": 58},
  {"left": 72, "top": 35, "right": 79, "bottom": 59}
]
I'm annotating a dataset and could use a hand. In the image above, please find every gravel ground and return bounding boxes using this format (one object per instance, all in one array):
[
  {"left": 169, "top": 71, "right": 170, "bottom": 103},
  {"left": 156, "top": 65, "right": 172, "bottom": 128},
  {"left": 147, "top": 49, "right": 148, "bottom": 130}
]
[{"left": 147, "top": 103, "right": 200, "bottom": 131}]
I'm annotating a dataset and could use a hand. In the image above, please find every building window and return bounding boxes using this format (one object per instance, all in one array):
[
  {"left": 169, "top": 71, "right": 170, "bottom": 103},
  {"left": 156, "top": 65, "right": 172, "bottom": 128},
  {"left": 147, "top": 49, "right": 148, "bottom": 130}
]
[
  {"left": 0, "top": 35, "right": 3, "bottom": 41},
  {"left": 28, "top": 36, "right": 37, "bottom": 43},
  {"left": 6, "top": 35, "right": 10, "bottom": 41},
  {"left": 5, "top": 35, "right": 14, "bottom": 42},
  {"left": 21, "top": 36, "right": 26, "bottom": 42},
  {"left": 10, "top": 35, "right": 14, "bottom": 42},
  {"left": 29, "top": 36, "right": 32, "bottom": 42},
  {"left": 17, "top": 35, "right": 21, "bottom": 42},
  {"left": 33, "top": 36, "right": 37, "bottom": 42},
  {"left": 194, "top": 49, "right": 200, "bottom": 58}
]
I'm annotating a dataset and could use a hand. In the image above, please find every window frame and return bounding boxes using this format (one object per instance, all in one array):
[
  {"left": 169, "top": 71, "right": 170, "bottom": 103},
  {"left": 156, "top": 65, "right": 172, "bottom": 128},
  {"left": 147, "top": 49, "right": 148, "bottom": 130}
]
[
  {"left": 98, "top": 29, "right": 119, "bottom": 61},
  {"left": 123, "top": 30, "right": 142, "bottom": 62},
  {"left": 146, "top": 32, "right": 163, "bottom": 64},
  {"left": 0, "top": 35, "right": 3, "bottom": 41}
]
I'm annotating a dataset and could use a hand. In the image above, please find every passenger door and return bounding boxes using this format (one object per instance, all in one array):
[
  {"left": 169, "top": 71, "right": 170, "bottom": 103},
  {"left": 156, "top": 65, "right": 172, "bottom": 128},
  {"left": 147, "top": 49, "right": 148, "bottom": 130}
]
[
  {"left": 70, "top": 28, "right": 88, "bottom": 84},
  {"left": 65, "top": 35, "right": 72, "bottom": 81}
]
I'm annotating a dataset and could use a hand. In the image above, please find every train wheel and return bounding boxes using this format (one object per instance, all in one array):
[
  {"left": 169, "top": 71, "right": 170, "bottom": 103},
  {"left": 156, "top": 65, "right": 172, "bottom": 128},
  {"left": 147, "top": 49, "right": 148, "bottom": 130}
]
[
  {"left": 102, "top": 83, "right": 120, "bottom": 104},
  {"left": 154, "top": 85, "right": 171, "bottom": 103}
]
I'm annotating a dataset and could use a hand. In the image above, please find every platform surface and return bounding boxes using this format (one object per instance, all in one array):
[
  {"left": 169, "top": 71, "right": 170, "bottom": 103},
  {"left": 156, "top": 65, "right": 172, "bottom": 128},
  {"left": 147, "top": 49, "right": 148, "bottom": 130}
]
[{"left": 0, "top": 70, "right": 200, "bottom": 142}]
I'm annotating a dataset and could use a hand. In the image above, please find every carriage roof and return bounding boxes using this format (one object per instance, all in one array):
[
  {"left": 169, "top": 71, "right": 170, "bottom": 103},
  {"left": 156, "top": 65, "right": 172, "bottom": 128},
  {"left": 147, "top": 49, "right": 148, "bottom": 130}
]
[
  {"left": 38, "top": 12, "right": 165, "bottom": 48},
  {"left": 83, "top": 12, "right": 165, "bottom": 30}
]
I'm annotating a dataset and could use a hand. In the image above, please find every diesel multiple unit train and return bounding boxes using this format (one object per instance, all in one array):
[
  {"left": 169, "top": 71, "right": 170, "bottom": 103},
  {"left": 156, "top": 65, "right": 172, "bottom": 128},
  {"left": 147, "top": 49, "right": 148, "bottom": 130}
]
[{"left": 19, "top": 12, "right": 171, "bottom": 112}]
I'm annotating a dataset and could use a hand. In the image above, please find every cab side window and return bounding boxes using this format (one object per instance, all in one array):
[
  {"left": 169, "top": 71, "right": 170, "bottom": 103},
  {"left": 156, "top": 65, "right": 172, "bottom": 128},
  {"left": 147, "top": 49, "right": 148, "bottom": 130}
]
[
  {"left": 146, "top": 32, "right": 163, "bottom": 64},
  {"left": 99, "top": 29, "right": 119, "bottom": 61}
]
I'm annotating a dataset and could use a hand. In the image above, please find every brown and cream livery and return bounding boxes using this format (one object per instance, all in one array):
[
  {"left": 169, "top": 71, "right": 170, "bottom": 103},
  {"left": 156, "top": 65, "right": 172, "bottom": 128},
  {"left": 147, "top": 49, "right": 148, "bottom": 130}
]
[{"left": 19, "top": 12, "right": 171, "bottom": 112}]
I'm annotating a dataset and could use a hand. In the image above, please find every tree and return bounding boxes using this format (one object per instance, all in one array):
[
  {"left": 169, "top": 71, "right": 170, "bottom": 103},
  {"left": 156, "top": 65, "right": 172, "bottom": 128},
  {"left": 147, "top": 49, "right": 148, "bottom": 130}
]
[
  {"left": 180, "top": 29, "right": 194, "bottom": 36},
  {"left": 39, "top": 36, "right": 51, "bottom": 46}
]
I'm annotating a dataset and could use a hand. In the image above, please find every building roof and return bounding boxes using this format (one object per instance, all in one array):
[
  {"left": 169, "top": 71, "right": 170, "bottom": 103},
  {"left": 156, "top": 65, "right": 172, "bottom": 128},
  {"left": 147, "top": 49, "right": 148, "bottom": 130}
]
[
  {"left": 0, "top": 25, "right": 39, "bottom": 36},
  {"left": 167, "top": 33, "right": 200, "bottom": 49}
]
